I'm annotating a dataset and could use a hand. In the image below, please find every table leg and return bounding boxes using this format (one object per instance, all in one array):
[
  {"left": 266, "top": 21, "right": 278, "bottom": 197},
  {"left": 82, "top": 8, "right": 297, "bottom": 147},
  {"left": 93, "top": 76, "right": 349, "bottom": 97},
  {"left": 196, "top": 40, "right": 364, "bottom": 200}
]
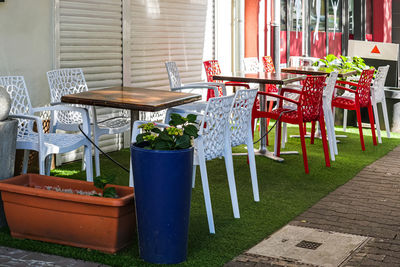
[{"left": 130, "top": 110, "right": 140, "bottom": 134}]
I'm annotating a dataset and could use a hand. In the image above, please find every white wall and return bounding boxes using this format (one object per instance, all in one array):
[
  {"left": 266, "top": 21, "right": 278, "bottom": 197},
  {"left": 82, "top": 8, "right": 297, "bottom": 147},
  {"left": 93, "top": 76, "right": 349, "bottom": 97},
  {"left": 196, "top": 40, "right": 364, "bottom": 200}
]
[{"left": 0, "top": 0, "right": 53, "bottom": 107}]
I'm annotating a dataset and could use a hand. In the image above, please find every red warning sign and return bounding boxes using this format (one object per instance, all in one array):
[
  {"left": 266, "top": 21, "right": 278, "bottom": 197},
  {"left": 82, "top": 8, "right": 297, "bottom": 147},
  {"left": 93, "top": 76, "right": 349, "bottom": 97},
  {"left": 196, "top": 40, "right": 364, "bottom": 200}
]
[{"left": 371, "top": 45, "right": 381, "bottom": 54}]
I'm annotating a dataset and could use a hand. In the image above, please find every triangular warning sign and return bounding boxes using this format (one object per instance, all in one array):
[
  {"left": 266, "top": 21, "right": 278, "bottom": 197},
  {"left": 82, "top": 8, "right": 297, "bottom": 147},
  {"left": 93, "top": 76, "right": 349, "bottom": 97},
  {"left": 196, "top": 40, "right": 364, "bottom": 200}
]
[{"left": 371, "top": 45, "right": 381, "bottom": 54}]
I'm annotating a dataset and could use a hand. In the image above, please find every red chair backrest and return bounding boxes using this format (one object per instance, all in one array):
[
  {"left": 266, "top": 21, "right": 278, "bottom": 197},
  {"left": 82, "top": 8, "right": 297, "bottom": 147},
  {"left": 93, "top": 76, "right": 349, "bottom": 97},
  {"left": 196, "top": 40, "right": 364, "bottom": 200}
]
[
  {"left": 203, "top": 60, "right": 225, "bottom": 99},
  {"left": 356, "top": 69, "right": 375, "bottom": 107},
  {"left": 299, "top": 76, "right": 327, "bottom": 122},
  {"left": 262, "top": 56, "right": 278, "bottom": 93},
  {"left": 203, "top": 60, "right": 222, "bottom": 83},
  {"left": 262, "top": 56, "right": 275, "bottom": 73}
]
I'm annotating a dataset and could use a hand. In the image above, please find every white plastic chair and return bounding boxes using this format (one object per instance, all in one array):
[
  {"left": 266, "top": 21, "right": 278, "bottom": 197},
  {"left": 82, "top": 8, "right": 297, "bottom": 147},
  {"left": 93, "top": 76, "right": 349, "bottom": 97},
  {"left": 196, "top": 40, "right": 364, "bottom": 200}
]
[
  {"left": 0, "top": 76, "right": 93, "bottom": 181},
  {"left": 164, "top": 61, "right": 223, "bottom": 122},
  {"left": 322, "top": 71, "right": 339, "bottom": 160},
  {"left": 371, "top": 66, "right": 390, "bottom": 143},
  {"left": 341, "top": 66, "right": 390, "bottom": 143},
  {"left": 192, "top": 94, "right": 237, "bottom": 234},
  {"left": 47, "top": 68, "right": 130, "bottom": 177},
  {"left": 243, "top": 57, "right": 261, "bottom": 74}
]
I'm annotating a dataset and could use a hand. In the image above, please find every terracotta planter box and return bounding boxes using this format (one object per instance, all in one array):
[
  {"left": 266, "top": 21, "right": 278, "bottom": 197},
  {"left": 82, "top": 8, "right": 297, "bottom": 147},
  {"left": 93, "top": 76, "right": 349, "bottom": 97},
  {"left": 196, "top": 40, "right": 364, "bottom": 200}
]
[{"left": 0, "top": 174, "right": 135, "bottom": 253}]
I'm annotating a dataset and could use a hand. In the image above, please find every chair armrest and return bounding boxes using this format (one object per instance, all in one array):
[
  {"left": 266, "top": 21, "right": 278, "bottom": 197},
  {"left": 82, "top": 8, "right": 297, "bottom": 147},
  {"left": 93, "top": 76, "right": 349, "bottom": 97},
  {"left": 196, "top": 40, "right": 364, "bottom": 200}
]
[
  {"left": 8, "top": 114, "right": 45, "bottom": 150},
  {"left": 31, "top": 105, "right": 91, "bottom": 136},
  {"left": 256, "top": 92, "right": 299, "bottom": 105},
  {"left": 335, "top": 85, "right": 357, "bottom": 94},
  {"left": 281, "top": 87, "right": 302, "bottom": 95},
  {"left": 337, "top": 80, "right": 359, "bottom": 88},
  {"left": 9, "top": 114, "right": 44, "bottom": 133}
]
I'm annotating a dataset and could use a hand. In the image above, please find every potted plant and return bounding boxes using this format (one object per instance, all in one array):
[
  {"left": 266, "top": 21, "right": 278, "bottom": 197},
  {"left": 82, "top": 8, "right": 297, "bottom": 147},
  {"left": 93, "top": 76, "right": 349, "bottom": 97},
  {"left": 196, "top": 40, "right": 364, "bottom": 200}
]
[
  {"left": 0, "top": 174, "right": 135, "bottom": 253},
  {"left": 313, "top": 54, "right": 371, "bottom": 76},
  {"left": 131, "top": 113, "right": 199, "bottom": 264}
]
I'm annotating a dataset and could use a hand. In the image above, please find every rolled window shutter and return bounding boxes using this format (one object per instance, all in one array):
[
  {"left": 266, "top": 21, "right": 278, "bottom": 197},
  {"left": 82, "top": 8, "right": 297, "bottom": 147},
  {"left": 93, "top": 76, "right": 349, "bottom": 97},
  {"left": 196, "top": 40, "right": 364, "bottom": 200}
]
[{"left": 58, "top": 0, "right": 124, "bottom": 164}]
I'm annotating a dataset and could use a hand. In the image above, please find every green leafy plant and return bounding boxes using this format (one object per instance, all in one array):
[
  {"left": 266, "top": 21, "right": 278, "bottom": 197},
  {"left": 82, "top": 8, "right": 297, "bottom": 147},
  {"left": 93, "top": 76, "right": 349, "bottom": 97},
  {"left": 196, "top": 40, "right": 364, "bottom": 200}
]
[
  {"left": 313, "top": 54, "right": 370, "bottom": 76},
  {"left": 135, "top": 113, "right": 199, "bottom": 150},
  {"left": 93, "top": 175, "right": 118, "bottom": 198}
]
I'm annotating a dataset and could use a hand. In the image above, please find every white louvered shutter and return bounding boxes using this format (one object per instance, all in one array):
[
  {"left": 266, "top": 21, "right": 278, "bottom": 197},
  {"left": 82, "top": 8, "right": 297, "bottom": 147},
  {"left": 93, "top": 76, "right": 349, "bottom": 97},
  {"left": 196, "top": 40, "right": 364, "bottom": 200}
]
[
  {"left": 57, "top": 0, "right": 125, "bottom": 163},
  {"left": 130, "top": 0, "right": 211, "bottom": 90}
]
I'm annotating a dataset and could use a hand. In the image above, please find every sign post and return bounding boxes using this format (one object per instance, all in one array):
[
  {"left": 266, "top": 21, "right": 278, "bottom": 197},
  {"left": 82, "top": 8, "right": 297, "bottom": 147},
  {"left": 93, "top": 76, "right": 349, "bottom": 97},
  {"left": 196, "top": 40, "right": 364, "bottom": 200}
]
[{"left": 348, "top": 40, "right": 399, "bottom": 87}]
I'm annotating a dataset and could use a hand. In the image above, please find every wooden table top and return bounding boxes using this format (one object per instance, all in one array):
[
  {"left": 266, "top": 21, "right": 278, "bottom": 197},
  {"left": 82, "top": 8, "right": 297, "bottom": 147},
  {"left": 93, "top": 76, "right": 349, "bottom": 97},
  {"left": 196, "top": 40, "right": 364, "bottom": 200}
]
[
  {"left": 281, "top": 66, "right": 357, "bottom": 78},
  {"left": 61, "top": 86, "right": 202, "bottom": 112},
  {"left": 213, "top": 72, "right": 306, "bottom": 85}
]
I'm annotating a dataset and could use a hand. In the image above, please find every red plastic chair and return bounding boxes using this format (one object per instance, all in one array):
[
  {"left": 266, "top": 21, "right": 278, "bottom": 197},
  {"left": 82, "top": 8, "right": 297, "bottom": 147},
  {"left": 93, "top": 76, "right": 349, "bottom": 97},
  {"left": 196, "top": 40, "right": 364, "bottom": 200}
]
[
  {"left": 203, "top": 60, "right": 250, "bottom": 100},
  {"left": 332, "top": 69, "right": 377, "bottom": 151},
  {"left": 252, "top": 76, "right": 330, "bottom": 174},
  {"left": 261, "top": 56, "right": 281, "bottom": 144}
]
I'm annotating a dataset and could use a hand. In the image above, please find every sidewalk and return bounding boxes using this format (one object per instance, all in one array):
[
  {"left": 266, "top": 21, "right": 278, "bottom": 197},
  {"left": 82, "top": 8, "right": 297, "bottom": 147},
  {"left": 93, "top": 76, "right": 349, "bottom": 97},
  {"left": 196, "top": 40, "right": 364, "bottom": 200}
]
[
  {"left": 0, "top": 246, "right": 109, "bottom": 267},
  {"left": 226, "top": 146, "right": 400, "bottom": 266}
]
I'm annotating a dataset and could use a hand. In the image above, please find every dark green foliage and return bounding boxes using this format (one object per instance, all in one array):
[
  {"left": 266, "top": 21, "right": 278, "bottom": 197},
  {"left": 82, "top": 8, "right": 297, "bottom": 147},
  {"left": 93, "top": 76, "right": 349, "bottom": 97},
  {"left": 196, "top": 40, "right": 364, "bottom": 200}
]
[
  {"left": 135, "top": 113, "right": 199, "bottom": 150},
  {"left": 313, "top": 54, "right": 371, "bottom": 76},
  {"left": 93, "top": 175, "right": 117, "bottom": 198}
]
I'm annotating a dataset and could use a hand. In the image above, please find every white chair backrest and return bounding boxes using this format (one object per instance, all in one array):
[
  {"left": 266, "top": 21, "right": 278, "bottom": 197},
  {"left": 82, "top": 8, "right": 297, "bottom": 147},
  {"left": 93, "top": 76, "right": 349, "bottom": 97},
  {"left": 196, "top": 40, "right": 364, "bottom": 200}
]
[
  {"left": 372, "top": 65, "right": 389, "bottom": 101},
  {"left": 0, "top": 76, "right": 34, "bottom": 137},
  {"left": 230, "top": 89, "right": 258, "bottom": 147},
  {"left": 289, "top": 56, "right": 302, "bottom": 67},
  {"left": 301, "top": 57, "right": 320, "bottom": 66},
  {"left": 243, "top": 57, "right": 260, "bottom": 73},
  {"left": 47, "top": 68, "right": 88, "bottom": 103},
  {"left": 198, "top": 95, "right": 234, "bottom": 160},
  {"left": 165, "top": 61, "right": 182, "bottom": 89},
  {"left": 323, "top": 71, "right": 339, "bottom": 105},
  {"left": 47, "top": 68, "right": 88, "bottom": 125}
]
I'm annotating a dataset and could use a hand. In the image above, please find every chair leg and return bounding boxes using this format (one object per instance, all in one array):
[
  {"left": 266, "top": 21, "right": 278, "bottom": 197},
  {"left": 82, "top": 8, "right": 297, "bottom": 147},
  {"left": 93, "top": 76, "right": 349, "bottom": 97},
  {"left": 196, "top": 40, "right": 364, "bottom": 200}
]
[
  {"left": 324, "top": 109, "right": 335, "bottom": 161},
  {"left": 310, "top": 121, "right": 316, "bottom": 144},
  {"left": 129, "top": 155, "right": 134, "bottom": 187},
  {"left": 94, "top": 131, "right": 101, "bottom": 177},
  {"left": 329, "top": 110, "right": 338, "bottom": 155},
  {"left": 198, "top": 151, "right": 215, "bottom": 234},
  {"left": 319, "top": 117, "right": 331, "bottom": 167},
  {"left": 368, "top": 103, "right": 377, "bottom": 146},
  {"left": 38, "top": 152, "right": 45, "bottom": 175},
  {"left": 372, "top": 101, "right": 382, "bottom": 143},
  {"left": 355, "top": 107, "right": 365, "bottom": 151},
  {"left": 192, "top": 165, "right": 197, "bottom": 188},
  {"left": 84, "top": 144, "right": 93, "bottom": 182},
  {"left": 381, "top": 98, "right": 391, "bottom": 138},
  {"left": 274, "top": 121, "right": 282, "bottom": 157},
  {"left": 224, "top": 147, "right": 240, "bottom": 219},
  {"left": 246, "top": 132, "right": 259, "bottom": 202},
  {"left": 281, "top": 123, "right": 287, "bottom": 149},
  {"left": 343, "top": 109, "right": 348, "bottom": 132},
  {"left": 22, "top": 150, "right": 30, "bottom": 174},
  {"left": 299, "top": 121, "right": 309, "bottom": 174},
  {"left": 266, "top": 100, "right": 274, "bottom": 146},
  {"left": 45, "top": 155, "right": 52, "bottom": 176}
]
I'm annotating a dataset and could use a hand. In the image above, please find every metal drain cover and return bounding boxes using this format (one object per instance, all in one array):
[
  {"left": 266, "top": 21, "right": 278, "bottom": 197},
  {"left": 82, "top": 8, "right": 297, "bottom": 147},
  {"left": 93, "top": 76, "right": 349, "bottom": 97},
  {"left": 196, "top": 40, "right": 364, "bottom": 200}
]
[
  {"left": 247, "top": 225, "right": 369, "bottom": 267},
  {"left": 296, "top": 240, "right": 322, "bottom": 250}
]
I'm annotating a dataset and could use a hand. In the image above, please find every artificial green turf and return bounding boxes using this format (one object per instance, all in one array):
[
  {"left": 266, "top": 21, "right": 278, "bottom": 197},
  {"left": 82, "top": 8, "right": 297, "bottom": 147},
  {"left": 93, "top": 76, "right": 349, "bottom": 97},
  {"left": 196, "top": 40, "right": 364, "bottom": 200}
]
[{"left": 0, "top": 125, "right": 399, "bottom": 267}]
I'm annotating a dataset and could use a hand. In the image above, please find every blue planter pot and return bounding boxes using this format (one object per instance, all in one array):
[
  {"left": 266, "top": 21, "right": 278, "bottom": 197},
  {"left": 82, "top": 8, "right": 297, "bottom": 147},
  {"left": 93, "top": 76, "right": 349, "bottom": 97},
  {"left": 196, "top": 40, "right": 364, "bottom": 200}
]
[{"left": 131, "top": 144, "right": 194, "bottom": 264}]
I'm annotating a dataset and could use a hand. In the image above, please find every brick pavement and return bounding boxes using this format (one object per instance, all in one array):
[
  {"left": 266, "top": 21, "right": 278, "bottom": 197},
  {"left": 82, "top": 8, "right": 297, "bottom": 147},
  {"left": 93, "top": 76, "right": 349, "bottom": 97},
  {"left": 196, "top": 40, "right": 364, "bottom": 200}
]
[{"left": 226, "top": 146, "right": 400, "bottom": 267}]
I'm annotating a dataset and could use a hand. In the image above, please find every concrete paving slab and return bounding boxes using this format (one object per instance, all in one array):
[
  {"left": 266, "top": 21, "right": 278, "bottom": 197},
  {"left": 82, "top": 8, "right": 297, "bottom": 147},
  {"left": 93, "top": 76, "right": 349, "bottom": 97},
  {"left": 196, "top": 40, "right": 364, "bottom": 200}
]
[{"left": 247, "top": 225, "right": 369, "bottom": 267}]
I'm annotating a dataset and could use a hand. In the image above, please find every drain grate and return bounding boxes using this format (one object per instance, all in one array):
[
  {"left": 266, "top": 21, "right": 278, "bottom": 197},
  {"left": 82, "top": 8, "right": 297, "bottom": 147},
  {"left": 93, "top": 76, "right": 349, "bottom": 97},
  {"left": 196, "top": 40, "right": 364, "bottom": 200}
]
[{"left": 295, "top": 240, "right": 322, "bottom": 250}]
